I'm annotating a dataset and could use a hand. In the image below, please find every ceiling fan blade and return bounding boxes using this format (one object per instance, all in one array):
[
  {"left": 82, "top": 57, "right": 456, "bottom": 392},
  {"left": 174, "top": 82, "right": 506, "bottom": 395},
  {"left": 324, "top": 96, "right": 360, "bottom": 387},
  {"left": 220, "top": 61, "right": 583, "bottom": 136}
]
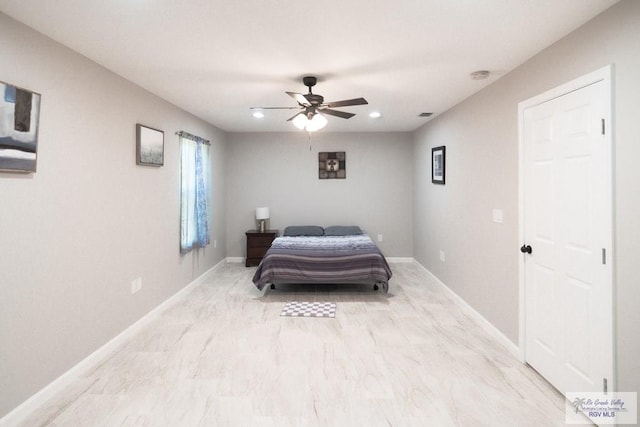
[
  {"left": 325, "top": 97, "right": 368, "bottom": 108},
  {"left": 250, "top": 106, "right": 301, "bottom": 110},
  {"left": 286, "top": 91, "right": 310, "bottom": 106},
  {"left": 286, "top": 112, "right": 305, "bottom": 122},
  {"left": 318, "top": 108, "right": 355, "bottom": 119}
]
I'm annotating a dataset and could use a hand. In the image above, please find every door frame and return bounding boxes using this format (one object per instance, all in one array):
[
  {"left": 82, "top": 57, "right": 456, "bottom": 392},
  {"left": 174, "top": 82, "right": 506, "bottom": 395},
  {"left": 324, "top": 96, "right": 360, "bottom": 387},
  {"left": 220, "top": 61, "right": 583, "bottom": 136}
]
[{"left": 517, "top": 65, "right": 615, "bottom": 390}]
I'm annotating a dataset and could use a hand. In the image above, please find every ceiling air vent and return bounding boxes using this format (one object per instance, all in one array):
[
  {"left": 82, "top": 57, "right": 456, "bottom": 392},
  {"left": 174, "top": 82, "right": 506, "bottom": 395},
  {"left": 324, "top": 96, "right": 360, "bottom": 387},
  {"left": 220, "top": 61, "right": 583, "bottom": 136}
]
[
  {"left": 470, "top": 70, "right": 490, "bottom": 80},
  {"left": 418, "top": 112, "right": 433, "bottom": 117}
]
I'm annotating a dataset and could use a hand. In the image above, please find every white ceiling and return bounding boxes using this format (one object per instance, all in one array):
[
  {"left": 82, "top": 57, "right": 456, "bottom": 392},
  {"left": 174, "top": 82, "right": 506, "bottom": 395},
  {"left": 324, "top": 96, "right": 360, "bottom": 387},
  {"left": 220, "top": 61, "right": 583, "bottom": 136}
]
[{"left": 0, "top": 0, "right": 619, "bottom": 133}]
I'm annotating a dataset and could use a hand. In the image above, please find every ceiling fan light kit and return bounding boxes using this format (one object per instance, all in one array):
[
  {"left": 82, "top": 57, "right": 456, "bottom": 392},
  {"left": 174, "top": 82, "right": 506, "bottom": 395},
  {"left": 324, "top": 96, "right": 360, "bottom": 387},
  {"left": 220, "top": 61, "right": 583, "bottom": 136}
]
[
  {"left": 251, "top": 76, "right": 368, "bottom": 132},
  {"left": 292, "top": 112, "right": 328, "bottom": 131}
]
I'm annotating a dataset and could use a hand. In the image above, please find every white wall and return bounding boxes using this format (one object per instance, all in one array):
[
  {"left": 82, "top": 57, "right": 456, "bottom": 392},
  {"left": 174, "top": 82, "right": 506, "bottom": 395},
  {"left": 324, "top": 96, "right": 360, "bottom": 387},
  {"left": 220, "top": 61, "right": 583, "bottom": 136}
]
[
  {"left": 412, "top": 0, "right": 639, "bottom": 394},
  {"left": 226, "top": 132, "right": 413, "bottom": 258},
  {"left": 0, "top": 13, "right": 227, "bottom": 417}
]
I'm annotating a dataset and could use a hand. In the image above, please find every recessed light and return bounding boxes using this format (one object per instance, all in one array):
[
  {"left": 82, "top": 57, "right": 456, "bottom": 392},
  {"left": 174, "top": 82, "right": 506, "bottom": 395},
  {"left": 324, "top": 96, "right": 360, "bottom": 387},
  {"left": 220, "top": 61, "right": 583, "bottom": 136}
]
[
  {"left": 252, "top": 111, "right": 265, "bottom": 118},
  {"left": 369, "top": 111, "right": 381, "bottom": 118}
]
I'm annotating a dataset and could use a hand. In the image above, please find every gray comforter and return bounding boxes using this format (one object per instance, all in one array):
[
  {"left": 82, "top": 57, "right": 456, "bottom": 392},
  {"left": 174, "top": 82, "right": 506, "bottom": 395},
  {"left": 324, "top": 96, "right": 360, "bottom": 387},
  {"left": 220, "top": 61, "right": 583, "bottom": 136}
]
[{"left": 252, "top": 235, "right": 392, "bottom": 291}]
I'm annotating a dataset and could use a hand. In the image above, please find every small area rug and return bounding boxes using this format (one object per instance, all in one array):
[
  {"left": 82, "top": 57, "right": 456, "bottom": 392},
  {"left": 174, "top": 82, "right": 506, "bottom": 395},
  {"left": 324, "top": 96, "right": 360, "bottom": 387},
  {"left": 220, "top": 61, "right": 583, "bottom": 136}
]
[{"left": 280, "top": 301, "right": 336, "bottom": 318}]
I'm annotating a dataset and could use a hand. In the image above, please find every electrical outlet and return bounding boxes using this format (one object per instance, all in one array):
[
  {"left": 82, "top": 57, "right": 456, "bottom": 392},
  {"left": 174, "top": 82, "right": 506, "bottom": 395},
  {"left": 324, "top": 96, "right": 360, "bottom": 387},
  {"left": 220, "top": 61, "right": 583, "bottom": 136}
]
[
  {"left": 131, "top": 277, "right": 142, "bottom": 295},
  {"left": 377, "top": 234, "right": 383, "bottom": 242},
  {"left": 440, "top": 250, "right": 445, "bottom": 262}
]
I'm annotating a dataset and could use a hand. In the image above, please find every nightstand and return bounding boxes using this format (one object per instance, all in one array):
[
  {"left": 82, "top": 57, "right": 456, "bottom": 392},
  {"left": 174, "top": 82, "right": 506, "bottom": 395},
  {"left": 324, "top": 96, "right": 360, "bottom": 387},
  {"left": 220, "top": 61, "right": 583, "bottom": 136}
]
[{"left": 245, "top": 230, "right": 278, "bottom": 267}]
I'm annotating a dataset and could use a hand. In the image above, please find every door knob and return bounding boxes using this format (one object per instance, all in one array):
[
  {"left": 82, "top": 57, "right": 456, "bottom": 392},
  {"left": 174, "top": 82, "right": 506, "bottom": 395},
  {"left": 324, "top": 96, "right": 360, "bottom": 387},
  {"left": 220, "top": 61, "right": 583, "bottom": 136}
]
[{"left": 520, "top": 244, "right": 532, "bottom": 254}]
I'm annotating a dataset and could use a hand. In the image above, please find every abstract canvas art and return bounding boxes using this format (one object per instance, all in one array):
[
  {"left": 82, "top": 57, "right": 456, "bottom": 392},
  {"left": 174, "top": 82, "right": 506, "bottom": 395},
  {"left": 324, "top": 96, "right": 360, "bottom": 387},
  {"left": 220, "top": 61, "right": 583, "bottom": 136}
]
[
  {"left": 0, "top": 81, "right": 41, "bottom": 173},
  {"left": 318, "top": 151, "right": 346, "bottom": 179}
]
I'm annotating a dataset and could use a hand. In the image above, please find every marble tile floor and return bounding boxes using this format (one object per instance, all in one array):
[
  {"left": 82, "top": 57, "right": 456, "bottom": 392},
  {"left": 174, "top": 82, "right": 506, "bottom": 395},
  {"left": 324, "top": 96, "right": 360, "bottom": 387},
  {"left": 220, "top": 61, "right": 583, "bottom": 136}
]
[{"left": 17, "top": 262, "right": 567, "bottom": 426}]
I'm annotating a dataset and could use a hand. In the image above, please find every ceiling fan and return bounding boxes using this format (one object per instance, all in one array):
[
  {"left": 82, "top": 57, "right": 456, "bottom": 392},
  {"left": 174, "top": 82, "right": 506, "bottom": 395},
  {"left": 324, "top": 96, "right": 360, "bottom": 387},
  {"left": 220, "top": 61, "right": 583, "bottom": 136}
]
[{"left": 250, "top": 76, "right": 368, "bottom": 131}]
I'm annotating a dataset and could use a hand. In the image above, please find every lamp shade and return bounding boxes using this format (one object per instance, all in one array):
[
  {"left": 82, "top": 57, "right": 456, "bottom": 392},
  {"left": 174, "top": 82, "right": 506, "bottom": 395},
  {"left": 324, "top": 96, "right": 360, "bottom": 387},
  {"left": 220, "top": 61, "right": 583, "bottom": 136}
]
[
  {"left": 292, "top": 114, "right": 307, "bottom": 130},
  {"left": 307, "top": 113, "right": 327, "bottom": 131},
  {"left": 256, "top": 207, "right": 270, "bottom": 220},
  {"left": 292, "top": 113, "right": 327, "bottom": 132}
]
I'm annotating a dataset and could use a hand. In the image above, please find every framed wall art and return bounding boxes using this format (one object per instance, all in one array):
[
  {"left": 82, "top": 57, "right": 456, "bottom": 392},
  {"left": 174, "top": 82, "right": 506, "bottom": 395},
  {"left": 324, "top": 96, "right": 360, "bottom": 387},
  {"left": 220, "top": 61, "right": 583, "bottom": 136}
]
[
  {"left": 318, "top": 151, "right": 346, "bottom": 179},
  {"left": 0, "top": 81, "right": 41, "bottom": 173},
  {"left": 136, "top": 123, "right": 164, "bottom": 166},
  {"left": 432, "top": 146, "right": 445, "bottom": 184}
]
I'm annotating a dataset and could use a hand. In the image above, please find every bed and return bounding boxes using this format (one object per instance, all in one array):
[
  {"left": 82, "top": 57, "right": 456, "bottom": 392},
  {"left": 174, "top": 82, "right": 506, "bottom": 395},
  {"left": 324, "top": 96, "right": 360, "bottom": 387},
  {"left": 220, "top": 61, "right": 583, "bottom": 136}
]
[{"left": 252, "top": 225, "right": 393, "bottom": 293}]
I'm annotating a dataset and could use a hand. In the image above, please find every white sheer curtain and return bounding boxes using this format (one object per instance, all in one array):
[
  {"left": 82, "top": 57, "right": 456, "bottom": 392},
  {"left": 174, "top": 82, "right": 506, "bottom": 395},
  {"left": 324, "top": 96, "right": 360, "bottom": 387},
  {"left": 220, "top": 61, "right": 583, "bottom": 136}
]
[{"left": 179, "top": 133, "right": 210, "bottom": 253}]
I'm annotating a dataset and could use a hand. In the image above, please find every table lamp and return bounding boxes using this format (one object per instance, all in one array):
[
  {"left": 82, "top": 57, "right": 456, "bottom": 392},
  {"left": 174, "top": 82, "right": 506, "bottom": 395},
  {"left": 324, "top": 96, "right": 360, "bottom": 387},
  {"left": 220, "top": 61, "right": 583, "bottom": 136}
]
[{"left": 256, "top": 207, "right": 270, "bottom": 233}]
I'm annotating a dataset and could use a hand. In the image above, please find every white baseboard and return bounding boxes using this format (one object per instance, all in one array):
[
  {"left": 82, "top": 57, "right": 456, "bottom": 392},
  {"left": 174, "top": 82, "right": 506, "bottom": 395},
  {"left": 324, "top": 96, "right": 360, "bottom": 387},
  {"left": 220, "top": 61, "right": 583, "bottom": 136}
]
[
  {"left": 386, "top": 257, "right": 414, "bottom": 263},
  {"left": 412, "top": 261, "right": 521, "bottom": 360},
  {"left": 0, "top": 259, "right": 226, "bottom": 427},
  {"left": 225, "top": 257, "right": 244, "bottom": 263}
]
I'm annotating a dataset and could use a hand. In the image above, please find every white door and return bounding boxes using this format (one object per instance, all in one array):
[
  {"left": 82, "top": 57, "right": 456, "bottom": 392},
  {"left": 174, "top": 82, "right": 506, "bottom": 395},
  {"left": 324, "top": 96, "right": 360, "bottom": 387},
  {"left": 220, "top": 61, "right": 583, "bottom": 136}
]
[{"left": 521, "top": 74, "right": 613, "bottom": 395}]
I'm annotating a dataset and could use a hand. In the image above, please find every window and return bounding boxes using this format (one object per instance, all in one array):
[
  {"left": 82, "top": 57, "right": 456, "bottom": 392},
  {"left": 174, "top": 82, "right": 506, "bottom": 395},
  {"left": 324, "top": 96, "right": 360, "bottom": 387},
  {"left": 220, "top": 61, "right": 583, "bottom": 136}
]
[{"left": 179, "top": 132, "right": 210, "bottom": 253}]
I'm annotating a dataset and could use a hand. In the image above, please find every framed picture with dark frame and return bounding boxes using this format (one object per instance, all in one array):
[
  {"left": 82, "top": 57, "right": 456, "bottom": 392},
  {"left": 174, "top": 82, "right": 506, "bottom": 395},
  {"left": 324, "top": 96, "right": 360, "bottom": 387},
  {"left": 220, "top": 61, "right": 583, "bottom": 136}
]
[
  {"left": 136, "top": 123, "right": 164, "bottom": 166},
  {"left": 432, "top": 146, "right": 445, "bottom": 184},
  {"left": 318, "top": 151, "right": 346, "bottom": 179}
]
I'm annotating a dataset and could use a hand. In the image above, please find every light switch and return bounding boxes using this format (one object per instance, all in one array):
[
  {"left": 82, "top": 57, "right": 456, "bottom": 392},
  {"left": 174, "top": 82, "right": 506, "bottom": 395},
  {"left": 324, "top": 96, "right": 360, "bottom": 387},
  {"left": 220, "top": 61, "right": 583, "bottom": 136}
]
[{"left": 493, "top": 209, "right": 504, "bottom": 224}]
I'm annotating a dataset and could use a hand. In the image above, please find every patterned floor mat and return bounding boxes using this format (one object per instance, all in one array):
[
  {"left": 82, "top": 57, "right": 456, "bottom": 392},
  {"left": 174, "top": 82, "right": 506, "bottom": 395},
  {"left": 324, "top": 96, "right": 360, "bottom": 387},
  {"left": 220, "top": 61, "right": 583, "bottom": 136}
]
[{"left": 280, "top": 301, "right": 336, "bottom": 318}]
